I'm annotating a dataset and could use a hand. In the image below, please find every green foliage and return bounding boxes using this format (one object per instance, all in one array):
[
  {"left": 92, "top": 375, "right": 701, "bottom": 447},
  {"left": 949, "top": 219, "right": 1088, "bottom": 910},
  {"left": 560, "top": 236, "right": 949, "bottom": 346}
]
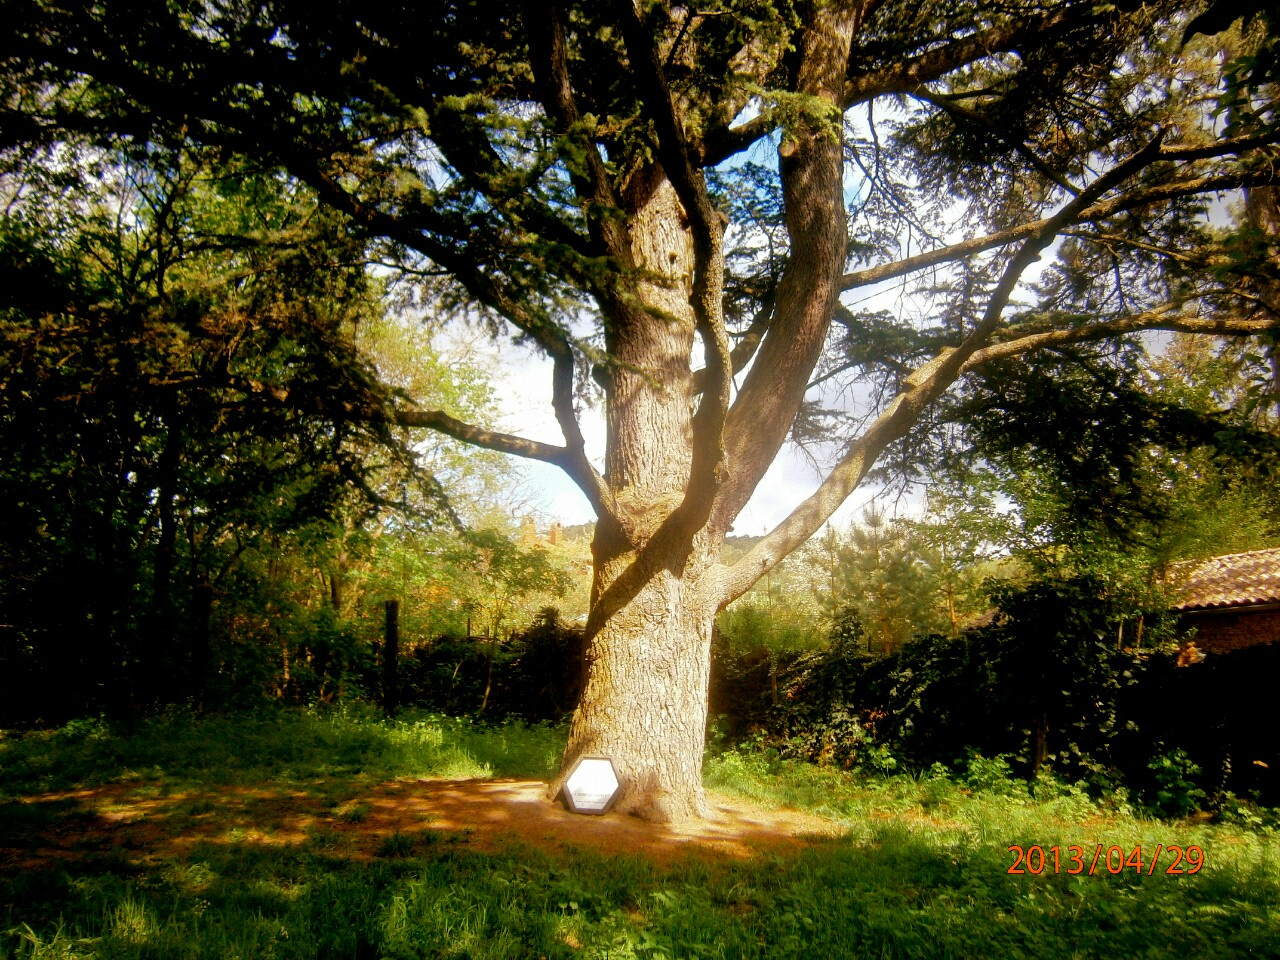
[
  {"left": 0, "top": 142, "right": 437, "bottom": 721},
  {"left": 945, "top": 337, "right": 1280, "bottom": 578},
  {"left": 961, "top": 753, "right": 1021, "bottom": 795},
  {"left": 831, "top": 509, "right": 946, "bottom": 654},
  {"left": 0, "top": 136, "right": 557, "bottom": 724},
  {"left": 725, "top": 572, "right": 1176, "bottom": 788},
  {"left": 798, "top": 506, "right": 1003, "bottom": 656},
  {"left": 717, "top": 600, "right": 817, "bottom": 656},
  {"left": 392, "top": 609, "right": 586, "bottom": 722},
  {"left": 828, "top": 605, "right": 866, "bottom": 653},
  {"left": 1146, "top": 749, "right": 1208, "bottom": 818}
]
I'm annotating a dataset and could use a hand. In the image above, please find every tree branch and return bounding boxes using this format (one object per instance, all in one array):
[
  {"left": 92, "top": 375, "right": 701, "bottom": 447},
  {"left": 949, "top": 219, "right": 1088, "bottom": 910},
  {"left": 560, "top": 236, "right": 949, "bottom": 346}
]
[
  {"left": 251, "top": 159, "right": 617, "bottom": 521},
  {"left": 615, "top": 0, "right": 732, "bottom": 529},
  {"left": 962, "top": 307, "right": 1280, "bottom": 371},
  {"left": 721, "top": 132, "right": 1174, "bottom": 604},
  {"left": 717, "top": 3, "right": 859, "bottom": 528},
  {"left": 701, "top": 111, "right": 778, "bottom": 167},
  {"left": 424, "top": 107, "right": 596, "bottom": 263},
  {"left": 528, "top": 2, "right": 629, "bottom": 264},
  {"left": 398, "top": 406, "right": 612, "bottom": 518},
  {"left": 910, "top": 88, "right": 1080, "bottom": 195},
  {"left": 841, "top": 167, "right": 1280, "bottom": 292},
  {"left": 394, "top": 407, "right": 558, "bottom": 461},
  {"left": 691, "top": 295, "right": 776, "bottom": 394},
  {"left": 842, "top": 8, "right": 1075, "bottom": 106}
]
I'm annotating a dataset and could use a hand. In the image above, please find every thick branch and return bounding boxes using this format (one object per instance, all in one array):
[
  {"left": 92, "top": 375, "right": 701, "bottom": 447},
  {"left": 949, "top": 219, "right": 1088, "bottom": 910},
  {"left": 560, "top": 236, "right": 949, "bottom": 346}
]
[
  {"left": 842, "top": 166, "right": 1280, "bottom": 291},
  {"left": 615, "top": 0, "right": 731, "bottom": 530},
  {"left": 614, "top": 0, "right": 722, "bottom": 259},
  {"left": 213, "top": 366, "right": 612, "bottom": 516},
  {"left": 963, "top": 308, "right": 1280, "bottom": 370},
  {"left": 397, "top": 406, "right": 611, "bottom": 518},
  {"left": 395, "top": 409, "right": 566, "bottom": 462},
  {"left": 717, "top": 3, "right": 859, "bottom": 528},
  {"left": 719, "top": 356, "right": 940, "bottom": 605},
  {"left": 269, "top": 161, "right": 617, "bottom": 520},
  {"left": 701, "top": 111, "right": 778, "bottom": 167},
  {"left": 723, "top": 297, "right": 1280, "bottom": 605},
  {"left": 691, "top": 295, "right": 776, "bottom": 393},
  {"left": 721, "top": 133, "right": 1173, "bottom": 604},
  {"left": 842, "top": 9, "right": 1074, "bottom": 106}
]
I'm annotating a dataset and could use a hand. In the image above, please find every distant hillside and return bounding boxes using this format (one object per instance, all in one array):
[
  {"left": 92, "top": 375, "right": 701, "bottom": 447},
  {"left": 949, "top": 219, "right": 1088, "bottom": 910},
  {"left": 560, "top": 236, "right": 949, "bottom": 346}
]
[{"left": 722, "top": 535, "right": 763, "bottom": 564}]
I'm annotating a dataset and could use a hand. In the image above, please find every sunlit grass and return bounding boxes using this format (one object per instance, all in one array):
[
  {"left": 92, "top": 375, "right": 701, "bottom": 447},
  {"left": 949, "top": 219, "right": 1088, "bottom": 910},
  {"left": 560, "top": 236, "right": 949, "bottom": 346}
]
[
  {"left": 2, "top": 710, "right": 1278, "bottom": 958},
  {"left": 0, "top": 705, "right": 565, "bottom": 797}
]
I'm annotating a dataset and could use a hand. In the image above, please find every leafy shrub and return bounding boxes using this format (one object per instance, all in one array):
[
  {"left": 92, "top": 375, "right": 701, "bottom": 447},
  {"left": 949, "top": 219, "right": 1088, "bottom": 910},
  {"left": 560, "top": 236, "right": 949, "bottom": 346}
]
[
  {"left": 385, "top": 608, "right": 584, "bottom": 722},
  {"left": 962, "top": 754, "right": 1021, "bottom": 795},
  {"left": 1145, "top": 748, "right": 1207, "bottom": 817},
  {"left": 713, "top": 574, "right": 1184, "bottom": 796}
]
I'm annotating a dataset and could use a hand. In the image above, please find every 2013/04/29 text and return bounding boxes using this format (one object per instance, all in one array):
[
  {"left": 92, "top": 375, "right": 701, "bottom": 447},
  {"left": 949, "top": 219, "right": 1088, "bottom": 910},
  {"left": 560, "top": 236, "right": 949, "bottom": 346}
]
[{"left": 1007, "top": 844, "right": 1204, "bottom": 876}]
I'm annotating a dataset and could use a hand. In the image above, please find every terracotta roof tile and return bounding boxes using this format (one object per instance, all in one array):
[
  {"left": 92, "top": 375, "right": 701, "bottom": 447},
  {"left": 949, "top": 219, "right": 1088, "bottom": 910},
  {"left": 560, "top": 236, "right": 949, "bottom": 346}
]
[{"left": 1169, "top": 547, "right": 1280, "bottom": 611}]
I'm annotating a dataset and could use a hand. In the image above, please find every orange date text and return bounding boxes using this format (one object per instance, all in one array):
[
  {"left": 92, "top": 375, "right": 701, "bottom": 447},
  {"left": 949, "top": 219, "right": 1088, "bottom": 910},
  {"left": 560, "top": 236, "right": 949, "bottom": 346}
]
[{"left": 1006, "top": 844, "right": 1204, "bottom": 876}]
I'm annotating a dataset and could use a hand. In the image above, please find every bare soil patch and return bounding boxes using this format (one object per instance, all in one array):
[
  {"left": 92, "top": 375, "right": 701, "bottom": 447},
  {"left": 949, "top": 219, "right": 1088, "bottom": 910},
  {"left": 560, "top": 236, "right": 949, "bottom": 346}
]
[{"left": 2, "top": 779, "right": 843, "bottom": 870}]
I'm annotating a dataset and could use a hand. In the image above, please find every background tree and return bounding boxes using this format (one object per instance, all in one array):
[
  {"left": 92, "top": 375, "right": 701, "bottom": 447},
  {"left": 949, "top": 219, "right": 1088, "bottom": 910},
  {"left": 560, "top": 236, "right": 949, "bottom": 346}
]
[
  {"left": 811, "top": 509, "right": 942, "bottom": 654},
  {"left": 4, "top": 0, "right": 1279, "bottom": 818},
  {"left": 903, "top": 484, "right": 1010, "bottom": 637},
  {"left": 0, "top": 141, "right": 465, "bottom": 719}
]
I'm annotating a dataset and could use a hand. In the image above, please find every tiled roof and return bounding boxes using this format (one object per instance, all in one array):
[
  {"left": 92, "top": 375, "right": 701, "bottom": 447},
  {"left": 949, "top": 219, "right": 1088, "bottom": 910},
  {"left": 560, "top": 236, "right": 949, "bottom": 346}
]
[{"left": 1170, "top": 547, "right": 1280, "bottom": 612}]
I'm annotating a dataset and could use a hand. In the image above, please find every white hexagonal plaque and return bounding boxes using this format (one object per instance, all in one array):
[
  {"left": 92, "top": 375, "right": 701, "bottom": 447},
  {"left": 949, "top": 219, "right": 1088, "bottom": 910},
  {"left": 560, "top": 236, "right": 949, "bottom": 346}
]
[{"left": 562, "top": 755, "right": 620, "bottom": 815}]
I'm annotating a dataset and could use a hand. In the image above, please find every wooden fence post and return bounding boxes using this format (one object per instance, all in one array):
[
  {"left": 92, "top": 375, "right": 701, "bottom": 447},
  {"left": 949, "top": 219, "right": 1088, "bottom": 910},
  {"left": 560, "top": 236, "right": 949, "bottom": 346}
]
[{"left": 383, "top": 599, "right": 399, "bottom": 718}]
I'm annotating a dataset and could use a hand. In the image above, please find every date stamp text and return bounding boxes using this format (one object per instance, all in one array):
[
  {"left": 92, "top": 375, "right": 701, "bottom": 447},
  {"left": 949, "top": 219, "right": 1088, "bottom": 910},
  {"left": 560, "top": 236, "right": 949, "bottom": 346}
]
[{"left": 1007, "top": 844, "right": 1204, "bottom": 876}]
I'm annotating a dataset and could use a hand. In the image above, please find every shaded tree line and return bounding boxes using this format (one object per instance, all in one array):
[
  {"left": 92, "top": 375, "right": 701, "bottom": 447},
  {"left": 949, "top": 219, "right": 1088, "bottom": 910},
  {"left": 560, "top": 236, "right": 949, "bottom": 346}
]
[
  {"left": 0, "top": 143, "right": 444, "bottom": 724},
  {"left": 712, "top": 574, "right": 1280, "bottom": 808}
]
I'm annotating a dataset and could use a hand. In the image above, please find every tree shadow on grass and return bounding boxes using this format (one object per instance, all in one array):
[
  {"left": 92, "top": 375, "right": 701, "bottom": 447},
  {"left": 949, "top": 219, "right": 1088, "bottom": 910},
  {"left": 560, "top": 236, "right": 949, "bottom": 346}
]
[{"left": 3, "top": 783, "right": 1280, "bottom": 959}]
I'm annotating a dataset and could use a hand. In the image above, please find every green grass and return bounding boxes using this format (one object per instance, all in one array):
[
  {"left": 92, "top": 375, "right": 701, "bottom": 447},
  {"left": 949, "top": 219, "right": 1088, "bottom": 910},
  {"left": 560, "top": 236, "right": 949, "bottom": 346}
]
[
  {"left": 2, "top": 709, "right": 1278, "bottom": 959},
  {"left": 0, "top": 705, "right": 565, "bottom": 796}
]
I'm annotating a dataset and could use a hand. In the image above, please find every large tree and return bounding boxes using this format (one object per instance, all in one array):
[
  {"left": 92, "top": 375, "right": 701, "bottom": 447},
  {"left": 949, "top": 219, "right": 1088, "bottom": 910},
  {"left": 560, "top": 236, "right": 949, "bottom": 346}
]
[{"left": 4, "top": 0, "right": 1278, "bottom": 819}]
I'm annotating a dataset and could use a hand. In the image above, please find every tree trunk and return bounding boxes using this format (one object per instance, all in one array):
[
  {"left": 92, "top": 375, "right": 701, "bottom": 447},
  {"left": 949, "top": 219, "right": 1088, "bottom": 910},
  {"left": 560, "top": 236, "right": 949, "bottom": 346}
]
[
  {"left": 550, "top": 6, "right": 858, "bottom": 823},
  {"left": 549, "top": 174, "right": 728, "bottom": 822},
  {"left": 1030, "top": 710, "right": 1050, "bottom": 780},
  {"left": 147, "top": 421, "right": 181, "bottom": 703},
  {"left": 189, "top": 576, "right": 212, "bottom": 710},
  {"left": 558, "top": 552, "right": 721, "bottom": 822},
  {"left": 478, "top": 628, "right": 495, "bottom": 717}
]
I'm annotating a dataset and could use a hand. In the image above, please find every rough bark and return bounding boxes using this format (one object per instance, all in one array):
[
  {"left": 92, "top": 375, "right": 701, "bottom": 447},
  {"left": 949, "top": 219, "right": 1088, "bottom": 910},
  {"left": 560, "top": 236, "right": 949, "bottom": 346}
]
[
  {"left": 604, "top": 178, "right": 697, "bottom": 514},
  {"left": 552, "top": 172, "right": 726, "bottom": 821},
  {"left": 560, "top": 537, "right": 722, "bottom": 821}
]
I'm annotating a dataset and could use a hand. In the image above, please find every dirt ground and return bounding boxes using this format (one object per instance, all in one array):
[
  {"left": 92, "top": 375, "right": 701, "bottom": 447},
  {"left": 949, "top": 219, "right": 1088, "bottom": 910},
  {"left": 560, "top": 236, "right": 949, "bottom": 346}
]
[{"left": 4, "top": 779, "right": 845, "bottom": 869}]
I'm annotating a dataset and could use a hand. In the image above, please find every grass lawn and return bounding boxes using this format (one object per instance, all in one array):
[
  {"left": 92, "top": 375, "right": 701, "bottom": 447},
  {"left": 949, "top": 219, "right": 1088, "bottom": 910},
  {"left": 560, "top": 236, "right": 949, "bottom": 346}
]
[{"left": 2, "top": 707, "right": 1277, "bottom": 959}]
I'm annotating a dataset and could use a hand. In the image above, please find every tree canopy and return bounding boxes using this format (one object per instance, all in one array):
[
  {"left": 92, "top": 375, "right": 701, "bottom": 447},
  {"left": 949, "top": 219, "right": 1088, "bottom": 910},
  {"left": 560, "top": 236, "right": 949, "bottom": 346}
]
[{"left": 3, "top": 0, "right": 1279, "bottom": 819}]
